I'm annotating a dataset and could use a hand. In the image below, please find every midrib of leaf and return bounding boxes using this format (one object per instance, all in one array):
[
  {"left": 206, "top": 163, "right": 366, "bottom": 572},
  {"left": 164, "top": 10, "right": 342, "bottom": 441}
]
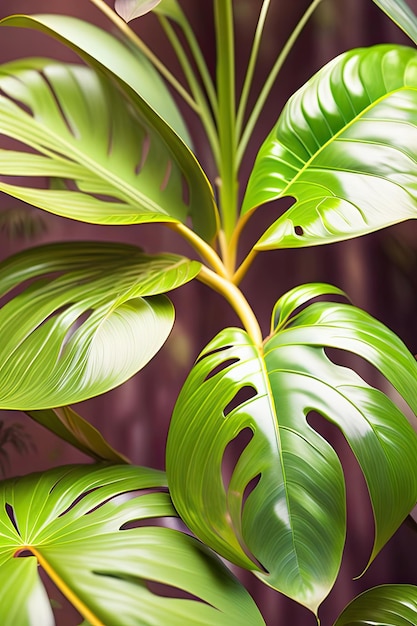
[
  {"left": 267, "top": 85, "right": 417, "bottom": 203},
  {"left": 27, "top": 546, "right": 105, "bottom": 626},
  {"left": 257, "top": 343, "right": 303, "bottom": 578}
]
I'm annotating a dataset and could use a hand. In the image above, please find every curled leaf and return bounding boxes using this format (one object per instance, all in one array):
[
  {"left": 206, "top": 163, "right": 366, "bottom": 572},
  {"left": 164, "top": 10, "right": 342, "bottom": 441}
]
[{"left": 115, "top": 0, "right": 162, "bottom": 22}]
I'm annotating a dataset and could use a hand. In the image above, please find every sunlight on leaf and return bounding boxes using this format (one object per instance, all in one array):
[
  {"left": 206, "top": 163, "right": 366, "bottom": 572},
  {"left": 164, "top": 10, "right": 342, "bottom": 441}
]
[
  {"left": 115, "top": 0, "right": 162, "bottom": 22},
  {"left": 334, "top": 584, "right": 417, "bottom": 625}
]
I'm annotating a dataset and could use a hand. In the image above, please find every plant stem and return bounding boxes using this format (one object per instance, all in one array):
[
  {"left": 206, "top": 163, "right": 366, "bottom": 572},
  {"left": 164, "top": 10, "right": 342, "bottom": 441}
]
[
  {"left": 158, "top": 15, "right": 220, "bottom": 166},
  {"left": 169, "top": 222, "right": 228, "bottom": 278},
  {"left": 198, "top": 266, "right": 263, "bottom": 346},
  {"left": 88, "top": 0, "right": 199, "bottom": 112},
  {"left": 236, "top": 0, "right": 271, "bottom": 138},
  {"left": 233, "top": 247, "right": 259, "bottom": 286},
  {"left": 214, "top": 0, "right": 239, "bottom": 243},
  {"left": 237, "top": 0, "right": 324, "bottom": 165}
]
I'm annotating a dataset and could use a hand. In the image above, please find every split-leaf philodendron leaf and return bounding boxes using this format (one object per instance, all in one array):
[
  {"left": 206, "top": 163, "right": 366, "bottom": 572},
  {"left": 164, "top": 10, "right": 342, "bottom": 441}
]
[
  {"left": 0, "top": 242, "right": 200, "bottom": 410},
  {"left": 166, "top": 284, "right": 417, "bottom": 614},
  {"left": 0, "top": 15, "right": 218, "bottom": 241},
  {"left": 0, "top": 464, "right": 265, "bottom": 626},
  {"left": 242, "top": 45, "right": 417, "bottom": 249}
]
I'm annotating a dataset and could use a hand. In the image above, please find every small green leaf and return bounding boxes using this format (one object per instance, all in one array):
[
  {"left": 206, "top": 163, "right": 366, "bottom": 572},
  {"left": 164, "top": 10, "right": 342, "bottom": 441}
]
[
  {"left": 167, "top": 285, "right": 417, "bottom": 613},
  {"left": 372, "top": 0, "right": 417, "bottom": 45},
  {"left": 242, "top": 45, "right": 417, "bottom": 250},
  {"left": 0, "top": 242, "right": 200, "bottom": 410},
  {"left": 334, "top": 584, "right": 417, "bottom": 625},
  {"left": 26, "top": 407, "right": 129, "bottom": 464},
  {"left": 0, "top": 464, "right": 265, "bottom": 625},
  {"left": 115, "top": 0, "right": 162, "bottom": 22}
]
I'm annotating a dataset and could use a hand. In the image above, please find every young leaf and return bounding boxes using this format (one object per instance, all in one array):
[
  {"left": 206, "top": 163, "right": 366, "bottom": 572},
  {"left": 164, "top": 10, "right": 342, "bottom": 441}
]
[
  {"left": 0, "top": 464, "right": 265, "bottom": 625},
  {"left": 167, "top": 285, "right": 417, "bottom": 614},
  {"left": 0, "top": 242, "right": 200, "bottom": 410},
  {"left": 334, "top": 584, "right": 417, "bottom": 625},
  {"left": 115, "top": 0, "right": 162, "bottom": 22},
  {"left": 242, "top": 45, "right": 417, "bottom": 250},
  {"left": 0, "top": 15, "right": 218, "bottom": 241},
  {"left": 371, "top": 0, "right": 417, "bottom": 45}
]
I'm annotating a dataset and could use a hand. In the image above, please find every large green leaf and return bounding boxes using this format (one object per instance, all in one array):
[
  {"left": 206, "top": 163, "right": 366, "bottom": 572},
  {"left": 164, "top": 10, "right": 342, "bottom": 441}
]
[
  {"left": 0, "top": 464, "right": 265, "bottom": 625},
  {"left": 372, "top": 0, "right": 417, "bottom": 45},
  {"left": 0, "top": 241, "right": 200, "bottom": 410},
  {"left": 0, "top": 58, "right": 190, "bottom": 229},
  {"left": 242, "top": 45, "right": 417, "bottom": 249},
  {"left": 334, "top": 585, "right": 417, "bottom": 625},
  {"left": 0, "top": 15, "right": 218, "bottom": 241},
  {"left": 166, "top": 284, "right": 417, "bottom": 614}
]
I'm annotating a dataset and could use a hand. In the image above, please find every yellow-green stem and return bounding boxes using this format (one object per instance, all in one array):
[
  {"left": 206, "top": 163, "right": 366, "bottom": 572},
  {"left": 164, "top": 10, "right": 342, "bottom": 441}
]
[
  {"left": 198, "top": 266, "right": 263, "bottom": 347},
  {"left": 169, "top": 222, "right": 229, "bottom": 278},
  {"left": 88, "top": 0, "right": 199, "bottom": 112},
  {"left": 233, "top": 248, "right": 259, "bottom": 286}
]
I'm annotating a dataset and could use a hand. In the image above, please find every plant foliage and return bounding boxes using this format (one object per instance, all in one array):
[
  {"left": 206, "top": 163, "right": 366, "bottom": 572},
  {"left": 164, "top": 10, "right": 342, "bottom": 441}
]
[{"left": 0, "top": 0, "right": 416, "bottom": 624}]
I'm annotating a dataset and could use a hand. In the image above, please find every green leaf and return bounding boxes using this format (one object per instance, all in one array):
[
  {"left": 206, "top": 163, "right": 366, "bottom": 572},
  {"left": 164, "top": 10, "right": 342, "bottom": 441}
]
[
  {"left": 242, "top": 45, "right": 417, "bottom": 250},
  {"left": 153, "top": 0, "right": 184, "bottom": 23},
  {"left": 372, "top": 0, "right": 417, "bottom": 45},
  {"left": 115, "top": 0, "right": 162, "bottom": 22},
  {"left": 0, "top": 242, "right": 201, "bottom": 410},
  {"left": 334, "top": 584, "right": 417, "bottom": 625},
  {"left": 26, "top": 407, "right": 129, "bottom": 464},
  {"left": 0, "top": 15, "right": 218, "bottom": 241},
  {"left": 0, "top": 59, "right": 183, "bottom": 228},
  {"left": 0, "top": 464, "right": 265, "bottom": 625},
  {"left": 166, "top": 285, "right": 417, "bottom": 614}
]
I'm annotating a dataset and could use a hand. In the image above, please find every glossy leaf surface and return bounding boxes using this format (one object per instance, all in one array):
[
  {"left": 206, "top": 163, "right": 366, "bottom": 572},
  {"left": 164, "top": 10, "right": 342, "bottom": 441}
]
[
  {"left": 26, "top": 407, "right": 129, "bottom": 464},
  {"left": 0, "top": 464, "right": 265, "bottom": 625},
  {"left": 0, "top": 242, "right": 200, "bottom": 409},
  {"left": 167, "top": 285, "right": 417, "bottom": 613},
  {"left": 334, "top": 584, "right": 417, "bottom": 625},
  {"left": 0, "top": 15, "right": 218, "bottom": 240},
  {"left": 372, "top": 0, "right": 417, "bottom": 45},
  {"left": 0, "top": 59, "right": 185, "bottom": 228},
  {"left": 242, "top": 45, "right": 417, "bottom": 249}
]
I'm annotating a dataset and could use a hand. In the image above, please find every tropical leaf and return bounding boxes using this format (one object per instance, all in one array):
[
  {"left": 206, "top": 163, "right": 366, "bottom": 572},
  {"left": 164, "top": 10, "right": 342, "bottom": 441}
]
[
  {"left": 0, "top": 241, "right": 200, "bottom": 410},
  {"left": 166, "top": 284, "right": 417, "bottom": 614},
  {"left": 115, "top": 0, "right": 162, "bottom": 22},
  {"left": 371, "top": 0, "right": 417, "bottom": 45},
  {"left": 0, "top": 464, "right": 265, "bottom": 626},
  {"left": 0, "top": 58, "right": 186, "bottom": 229},
  {"left": 334, "top": 584, "right": 417, "bottom": 625},
  {"left": 26, "top": 407, "right": 129, "bottom": 464},
  {"left": 0, "top": 15, "right": 218, "bottom": 241},
  {"left": 242, "top": 45, "right": 417, "bottom": 250}
]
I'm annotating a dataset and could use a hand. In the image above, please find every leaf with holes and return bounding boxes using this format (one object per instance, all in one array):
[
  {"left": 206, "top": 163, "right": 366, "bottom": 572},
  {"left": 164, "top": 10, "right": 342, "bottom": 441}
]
[
  {"left": 0, "top": 464, "right": 265, "bottom": 626},
  {"left": 0, "top": 241, "right": 201, "bottom": 410},
  {"left": 334, "top": 584, "right": 417, "bottom": 625},
  {"left": 242, "top": 45, "right": 417, "bottom": 249},
  {"left": 166, "top": 284, "right": 417, "bottom": 614},
  {"left": 0, "top": 57, "right": 210, "bottom": 233}
]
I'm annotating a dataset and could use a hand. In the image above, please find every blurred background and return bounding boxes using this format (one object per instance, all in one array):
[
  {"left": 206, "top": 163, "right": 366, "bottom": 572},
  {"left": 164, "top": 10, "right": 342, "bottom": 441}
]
[{"left": 1, "top": 1, "right": 417, "bottom": 624}]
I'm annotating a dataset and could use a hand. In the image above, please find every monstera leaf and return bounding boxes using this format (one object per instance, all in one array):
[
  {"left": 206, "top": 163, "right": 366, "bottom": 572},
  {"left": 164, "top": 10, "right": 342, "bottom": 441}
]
[
  {"left": 0, "top": 241, "right": 200, "bottom": 410},
  {"left": 334, "top": 585, "right": 417, "bottom": 625},
  {"left": 0, "top": 464, "right": 265, "bottom": 626},
  {"left": 242, "top": 45, "right": 417, "bottom": 249},
  {"left": 0, "top": 15, "right": 218, "bottom": 241},
  {"left": 166, "top": 284, "right": 417, "bottom": 614}
]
